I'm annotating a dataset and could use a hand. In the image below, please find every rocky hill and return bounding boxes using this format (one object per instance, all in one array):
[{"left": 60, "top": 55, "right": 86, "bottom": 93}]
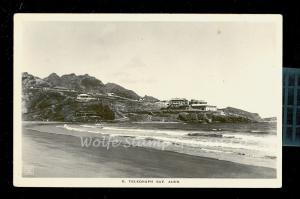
[
  {"left": 141, "top": 95, "right": 160, "bottom": 102},
  {"left": 22, "top": 89, "right": 114, "bottom": 122},
  {"left": 103, "top": 83, "right": 140, "bottom": 100},
  {"left": 22, "top": 72, "right": 51, "bottom": 88},
  {"left": 44, "top": 73, "right": 105, "bottom": 92},
  {"left": 220, "top": 107, "right": 262, "bottom": 122},
  {"left": 22, "top": 72, "right": 265, "bottom": 123},
  {"left": 23, "top": 72, "right": 141, "bottom": 100}
]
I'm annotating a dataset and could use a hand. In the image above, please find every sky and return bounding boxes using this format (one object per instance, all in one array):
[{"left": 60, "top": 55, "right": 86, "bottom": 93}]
[{"left": 20, "top": 20, "right": 281, "bottom": 117}]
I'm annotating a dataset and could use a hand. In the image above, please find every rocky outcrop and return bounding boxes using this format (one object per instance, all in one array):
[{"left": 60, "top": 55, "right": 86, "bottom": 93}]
[
  {"left": 22, "top": 72, "right": 51, "bottom": 88},
  {"left": 43, "top": 73, "right": 105, "bottom": 92},
  {"left": 177, "top": 112, "right": 253, "bottom": 123},
  {"left": 43, "top": 73, "right": 61, "bottom": 85},
  {"left": 24, "top": 72, "right": 141, "bottom": 100},
  {"left": 141, "top": 95, "right": 160, "bottom": 102},
  {"left": 103, "top": 83, "right": 140, "bottom": 100},
  {"left": 220, "top": 107, "right": 262, "bottom": 122}
]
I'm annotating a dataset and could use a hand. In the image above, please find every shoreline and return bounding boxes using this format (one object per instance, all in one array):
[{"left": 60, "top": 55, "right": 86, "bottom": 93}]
[
  {"left": 21, "top": 122, "right": 276, "bottom": 178},
  {"left": 22, "top": 121, "right": 277, "bottom": 168}
]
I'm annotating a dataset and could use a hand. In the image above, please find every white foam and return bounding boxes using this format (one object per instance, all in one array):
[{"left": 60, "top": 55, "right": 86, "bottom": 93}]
[
  {"left": 223, "top": 133, "right": 277, "bottom": 144},
  {"left": 200, "top": 148, "right": 233, "bottom": 154},
  {"left": 58, "top": 124, "right": 277, "bottom": 156},
  {"left": 58, "top": 124, "right": 103, "bottom": 134},
  {"left": 102, "top": 126, "right": 189, "bottom": 137},
  {"left": 80, "top": 125, "right": 98, "bottom": 128},
  {"left": 57, "top": 124, "right": 86, "bottom": 132}
]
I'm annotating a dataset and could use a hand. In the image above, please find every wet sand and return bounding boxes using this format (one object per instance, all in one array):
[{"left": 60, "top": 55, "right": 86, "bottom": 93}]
[{"left": 22, "top": 125, "right": 276, "bottom": 178}]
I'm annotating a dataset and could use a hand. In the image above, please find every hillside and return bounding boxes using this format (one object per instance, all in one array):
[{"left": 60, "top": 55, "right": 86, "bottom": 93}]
[
  {"left": 220, "top": 107, "right": 262, "bottom": 122},
  {"left": 22, "top": 72, "right": 265, "bottom": 123},
  {"left": 22, "top": 89, "right": 115, "bottom": 122},
  {"left": 43, "top": 73, "right": 105, "bottom": 92},
  {"left": 103, "top": 83, "right": 140, "bottom": 100},
  {"left": 141, "top": 95, "right": 160, "bottom": 102},
  {"left": 22, "top": 72, "right": 141, "bottom": 100}
]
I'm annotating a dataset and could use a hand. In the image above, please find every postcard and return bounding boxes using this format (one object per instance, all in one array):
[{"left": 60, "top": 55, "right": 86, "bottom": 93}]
[{"left": 14, "top": 14, "right": 282, "bottom": 187}]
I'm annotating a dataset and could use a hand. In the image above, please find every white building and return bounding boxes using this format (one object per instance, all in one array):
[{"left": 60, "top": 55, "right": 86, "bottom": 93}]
[
  {"left": 169, "top": 98, "right": 189, "bottom": 108},
  {"left": 107, "top": 93, "right": 115, "bottom": 97},
  {"left": 191, "top": 104, "right": 217, "bottom": 111},
  {"left": 76, "top": 94, "right": 96, "bottom": 102},
  {"left": 189, "top": 99, "right": 207, "bottom": 105}
]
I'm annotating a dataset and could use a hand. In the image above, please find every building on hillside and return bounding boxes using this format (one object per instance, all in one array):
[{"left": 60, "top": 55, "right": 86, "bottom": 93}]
[
  {"left": 76, "top": 94, "right": 96, "bottom": 102},
  {"left": 168, "top": 98, "right": 189, "bottom": 109},
  {"left": 191, "top": 104, "right": 217, "bottom": 111},
  {"left": 189, "top": 99, "right": 207, "bottom": 105},
  {"left": 107, "top": 93, "right": 116, "bottom": 97}
]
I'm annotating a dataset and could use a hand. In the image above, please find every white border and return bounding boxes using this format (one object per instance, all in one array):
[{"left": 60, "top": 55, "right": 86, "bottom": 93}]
[{"left": 13, "top": 14, "right": 282, "bottom": 188}]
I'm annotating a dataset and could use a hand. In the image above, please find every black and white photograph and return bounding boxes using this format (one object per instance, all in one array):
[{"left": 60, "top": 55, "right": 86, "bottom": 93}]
[{"left": 13, "top": 14, "right": 282, "bottom": 187}]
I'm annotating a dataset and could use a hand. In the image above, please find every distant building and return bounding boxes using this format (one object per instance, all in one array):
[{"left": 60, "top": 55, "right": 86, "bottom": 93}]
[
  {"left": 283, "top": 67, "right": 300, "bottom": 146},
  {"left": 168, "top": 98, "right": 189, "bottom": 109},
  {"left": 107, "top": 93, "right": 115, "bottom": 97},
  {"left": 191, "top": 104, "right": 217, "bottom": 111},
  {"left": 216, "top": 110, "right": 226, "bottom": 116},
  {"left": 189, "top": 99, "right": 207, "bottom": 105},
  {"left": 76, "top": 94, "right": 96, "bottom": 102},
  {"left": 53, "top": 86, "right": 70, "bottom": 91}
]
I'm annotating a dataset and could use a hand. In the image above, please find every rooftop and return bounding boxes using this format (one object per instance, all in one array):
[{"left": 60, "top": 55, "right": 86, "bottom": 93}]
[{"left": 170, "top": 98, "right": 188, "bottom": 101}]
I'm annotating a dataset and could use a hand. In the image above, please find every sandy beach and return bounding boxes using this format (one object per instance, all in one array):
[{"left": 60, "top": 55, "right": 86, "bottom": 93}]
[{"left": 22, "top": 122, "right": 276, "bottom": 178}]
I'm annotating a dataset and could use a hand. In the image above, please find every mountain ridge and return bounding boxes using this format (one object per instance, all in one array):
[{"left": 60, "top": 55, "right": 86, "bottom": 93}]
[
  {"left": 23, "top": 72, "right": 141, "bottom": 100},
  {"left": 22, "top": 72, "right": 265, "bottom": 123}
]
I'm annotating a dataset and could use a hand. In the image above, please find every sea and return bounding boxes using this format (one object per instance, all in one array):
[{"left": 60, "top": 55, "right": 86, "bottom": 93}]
[{"left": 22, "top": 121, "right": 278, "bottom": 178}]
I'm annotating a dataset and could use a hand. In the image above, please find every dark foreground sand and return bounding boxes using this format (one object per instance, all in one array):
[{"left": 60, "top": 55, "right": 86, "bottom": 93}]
[{"left": 22, "top": 127, "right": 276, "bottom": 178}]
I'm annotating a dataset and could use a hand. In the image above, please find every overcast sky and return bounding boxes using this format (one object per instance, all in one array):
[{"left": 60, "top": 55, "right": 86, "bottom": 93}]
[{"left": 21, "top": 20, "right": 281, "bottom": 117}]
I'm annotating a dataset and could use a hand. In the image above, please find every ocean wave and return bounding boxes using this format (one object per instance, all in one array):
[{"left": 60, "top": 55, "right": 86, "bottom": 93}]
[
  {"left": 102, "top": 126, "right": 189, "bottom": 137},
  {"left": 58, "top": 124, "right": 103, "bottom": 135},
  {"left": 222, "top": 133, "right": 277, "bottom": 144},
  {"left": 132, "top": 121, "right": 181, "bottom": 124},
  {"left": 187, "top": 133, "right": 223, "bottom": 138},
  {"left": 58, "top": 124, "right": 276, "bottom": 154},
  {"left": 200, "top": 148, "right": 233, "bottom": 154},
  {"left": 80, "top": 125, "right": 98, "bottom": 128},
  {"left": 248, "top": 130, "right": 269, "bottom": 134},
  {"left": 57, "top": 124, "right": 86, "bottom": 132}
]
